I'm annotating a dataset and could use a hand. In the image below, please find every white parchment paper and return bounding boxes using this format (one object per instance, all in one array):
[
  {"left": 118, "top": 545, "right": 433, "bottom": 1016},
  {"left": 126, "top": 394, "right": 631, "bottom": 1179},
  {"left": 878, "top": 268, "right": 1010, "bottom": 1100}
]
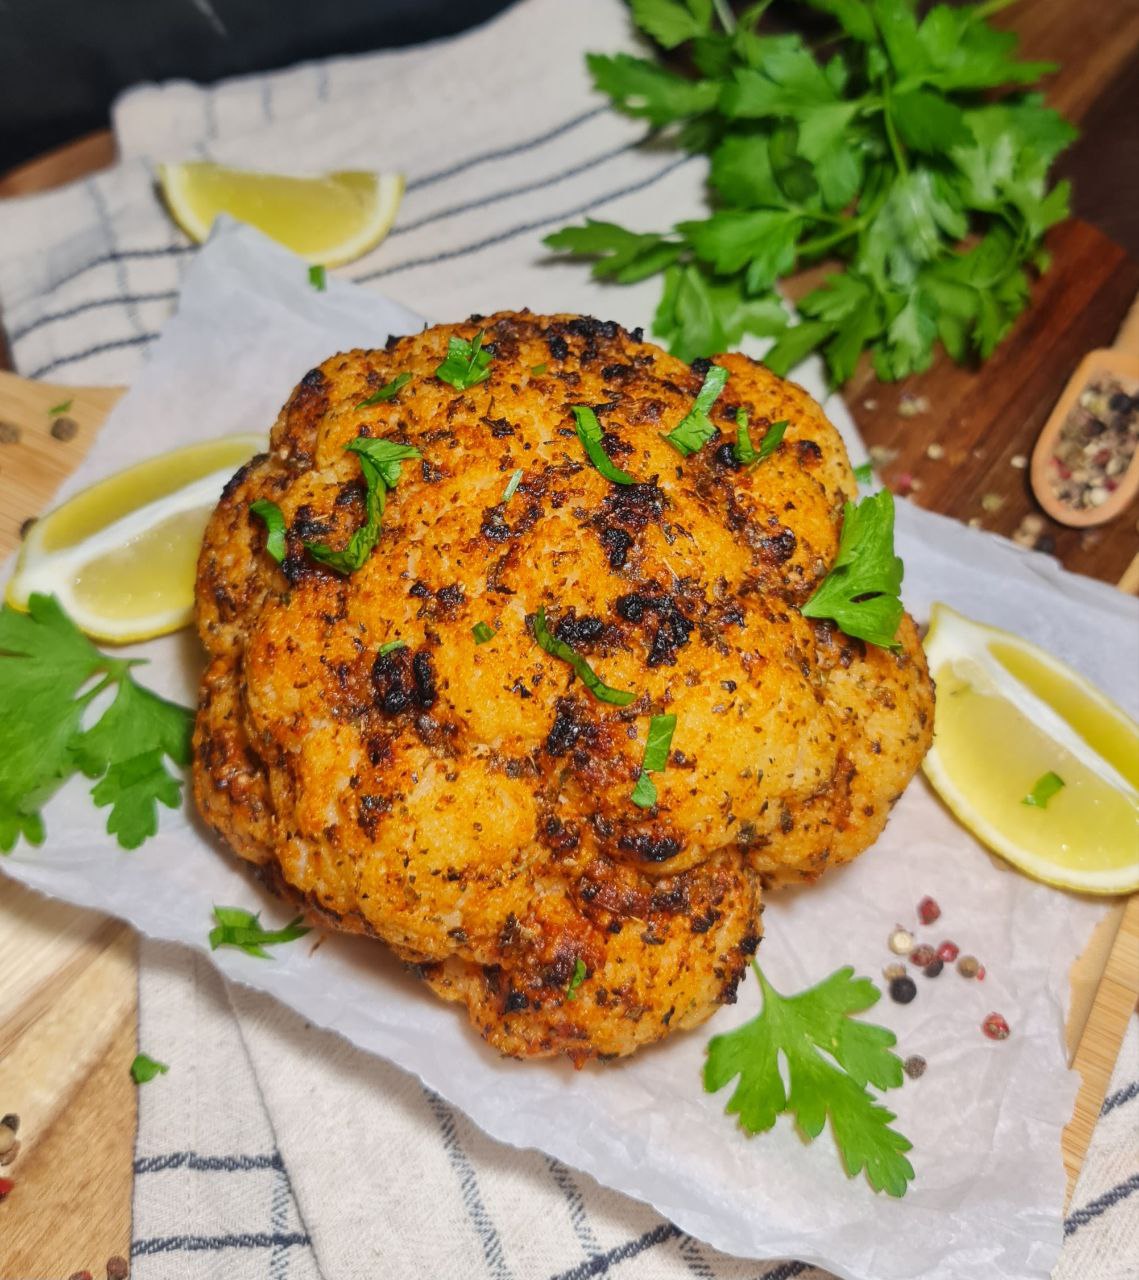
[{"left": 4, "top": 223, "right": 1137, "bottom": 1280}]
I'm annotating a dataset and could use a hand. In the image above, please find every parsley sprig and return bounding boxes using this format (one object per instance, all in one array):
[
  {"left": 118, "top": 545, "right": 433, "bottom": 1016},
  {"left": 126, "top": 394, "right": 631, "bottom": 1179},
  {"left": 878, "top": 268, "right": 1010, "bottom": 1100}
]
[
  {"left": 572, "top": 405, "right": 636, "bottom": 484},
  {"left": 208, "top": 905, "right": 311, "bottom": 958},
  {"left": 662, "top": 364, "right": 728, "bottom": 456},
  {"left": 0, "top": 594, "right": 192, "bottom": 851},
  {"left": 546, "top": 0, "right": 1073, "bottom": 382},
  {"left": 802, "top": 489, "right": 904, "bottom": 647},
  {"left": 532, "top": 605, "right": 635, "bottom": 707},
  {"left": 631, "top": 712, "right": 677, "bottom": 809},
  {"left": 436, "top": 330, "right": 494, "bottom": 390},
  {"left": 734, "top": 412, "right": 787, "bottom": 467},
  {"left": 705, "top": 962, "right": 913, "bottom": 1197},
  {"left": 304, "top": 436, "right": 421, "bottom": 575},
  {"left": 130, "top": 1053, "right": 169, "bottom": 1084},
  {"left": 357, "top": 372, "right": 411, "bottom": 408},
  {"left": 250, "top": 500, "right": 286, "bottom": 563}
]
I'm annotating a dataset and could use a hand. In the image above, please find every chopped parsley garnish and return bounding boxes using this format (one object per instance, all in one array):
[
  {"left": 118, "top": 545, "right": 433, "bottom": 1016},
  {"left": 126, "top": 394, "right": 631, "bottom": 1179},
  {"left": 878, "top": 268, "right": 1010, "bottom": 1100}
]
[
  {"left": 208, "top": 905, "right": 310, "bottom": 959},
  {"left": 531, "top": 363, "right": 548, "bottom": 375},
  {"left": 250, "top": 499, "right": 286, "bottom": 563},
  {"left": 662, "top": 364, "right": 729, "bottom": 456},
  {"left": 0, "top": 595, "right": 192, "bottom": 852},
  {"left": 631, "top": 712, "right": 677, "bottom": 809},
  {"left": 308, "top": 264, "right": 327, "bottom": 292},
  {"left": 304, "top": 436, "right": 421, "bottom": 575},
  {"left": 853, "top": 462, "right": 874, "bottom": 486},
  {"left": 435, "top": 330, "right": 494, "bottom": 390},
  {"left": 801, "top": 490, "right": 904, "bottom": 649},
  {"left": 705, "top": 962, "right": 913, "bottom": 1197},
  {"left": 472, "top": 621, "right": 495, "bottom": 644},
  {"left": 377, "top": 640, "right": 406, "bottom": 656},
  {"left": 1023, "top": 770, "right": 1064, "bottom": 808},
  {"left": 48, "top": 399, "right": 73, "bottom": 416},
  {"left": 532, "top": 605, "right": 635, "bottom": 707},
  {"left": 357, "top": 372, "right": 411, "bottom": 408},
  {"left": 130, "top": 1053, "right": 169, "bottom": 1085},
  {"left": 565, "top": 957, "right": 587, "bottom": 1001},
  {"left": 571, "top": 405, "right": 635, "bottom": 485},
  {"left": 503, "top": 469, "right": 523, "bottom": 502},
  {"left": 734, "top": 411, "right": 787, "bottom": 467}
]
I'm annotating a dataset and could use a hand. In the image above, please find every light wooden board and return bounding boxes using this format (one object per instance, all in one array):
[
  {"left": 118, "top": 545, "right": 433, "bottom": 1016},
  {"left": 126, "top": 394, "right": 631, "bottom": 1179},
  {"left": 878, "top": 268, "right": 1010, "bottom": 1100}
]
[{"left": 0, "top": 373, "right": 1135, "bottom": 1275}]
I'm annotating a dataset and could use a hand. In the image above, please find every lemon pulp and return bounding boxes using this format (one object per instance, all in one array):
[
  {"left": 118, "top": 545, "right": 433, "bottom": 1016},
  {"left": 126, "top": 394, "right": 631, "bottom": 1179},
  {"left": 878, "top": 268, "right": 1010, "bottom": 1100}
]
[
  {"left": 71, "top": 507, "right": 216, "bottom": 622},
  {"left": 922, "top": 603, "right": 1139, "bottom": 894},
  {"left": 158, "top": 163, "right": 405, "bottom": 266},
  {"left": 933, "top": 659, "right": 1138, "bottom": 877},
  {"left": 7, "top": 432, "right": 266, "bottom": 643},
  {"left": 41, "top": 435, "right": 259, "bottom": 553}
]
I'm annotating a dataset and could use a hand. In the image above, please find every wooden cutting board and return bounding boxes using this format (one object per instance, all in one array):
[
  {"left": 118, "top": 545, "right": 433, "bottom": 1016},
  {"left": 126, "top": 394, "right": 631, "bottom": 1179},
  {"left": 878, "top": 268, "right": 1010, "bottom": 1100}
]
[{"left": 0, "top": 363, "right": 1136, "bottom": 1276}]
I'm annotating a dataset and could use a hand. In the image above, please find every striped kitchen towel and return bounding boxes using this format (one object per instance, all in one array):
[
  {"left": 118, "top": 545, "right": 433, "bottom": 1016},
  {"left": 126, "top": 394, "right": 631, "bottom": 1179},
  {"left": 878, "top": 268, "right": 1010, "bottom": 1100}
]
[{"left": 0, "top": 0, "right": 1135, "bottom": 1275}]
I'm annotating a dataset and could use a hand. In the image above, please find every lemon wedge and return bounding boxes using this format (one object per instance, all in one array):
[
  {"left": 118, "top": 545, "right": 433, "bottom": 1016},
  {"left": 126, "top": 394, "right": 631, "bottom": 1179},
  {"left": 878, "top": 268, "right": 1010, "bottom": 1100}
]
[
  {"left": 158, "top": 163, "right": 405, "bottom": 266},
  {"left": 922, "top": 603, "right": 1139, "bottom": 895},
  {"left": 6, "top": 434, "right": 266, "bottom": 644}
]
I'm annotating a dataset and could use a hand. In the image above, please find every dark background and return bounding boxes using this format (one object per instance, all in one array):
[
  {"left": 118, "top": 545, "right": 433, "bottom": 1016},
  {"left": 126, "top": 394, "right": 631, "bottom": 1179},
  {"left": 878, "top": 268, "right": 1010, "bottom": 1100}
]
[{"left": 0, "top": 0, "right": 520, "bottom": 172}]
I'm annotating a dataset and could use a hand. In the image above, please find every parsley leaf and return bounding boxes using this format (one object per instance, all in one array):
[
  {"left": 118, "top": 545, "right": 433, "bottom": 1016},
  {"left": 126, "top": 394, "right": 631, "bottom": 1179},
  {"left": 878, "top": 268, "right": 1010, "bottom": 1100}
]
[
  {"left": 250, "top": 499, "right": 286, "bottom": 563},
  {"left": 357, "top": 372, "right": 411, "bottom": 408},
  {"left": 704, "top": 962, "right": 913, "bottom": 1197},
  {"left": 48, "top": 399, "right": 73, "bottom": 416},
  {"left": 801, "top": 489, "right": 904, "bottom": 648},
  {"left": 435, "top": 331, "right": 494, "bottom": 390},
  {"left": 377, "top": 640, "right": 405, "bottom": 656},
  {"left": 208, "top": 905, "right": 311, "bottom": 959},
  {"left": 308, "top": 264, "right": 327, "bottom": 291},
  {"left": 662, "top": 364, "right": 729, "bottom": 456},
  {"left": 853, "top": 461, "right": 874, "bottom": 485},
  {"left": 472, "top": 621, "right": 495, "bottom": 645},
  {"left": 532, "top": 606, "right": 635, "bottom": 707},
  {"left": 544, "top": 221, "right": 684, "bottom": 284},
  {"left": 130, "top": 1053, "right": 169, "bottom": 1084},
  {"left": 531, "top": 363, "right": 548, "bottom": 375},
  {"left": 631, "top": 712, "right": 677, "bottom": 809},
  {"left": 572, "top": 406, "right": 636, "bottom": 485},
  {"left": 548, "top": 0, "right": 1071, "bottom": 384},
  {"left": 736, "top": 413, "right": 788, "bottom": 466},
  {"left": 304, "top": 436, "right": 421, "bottom": 575},
  {"left": 565, "top": 957, "right": 588, "bottom": 1001},
  {"left": 1023, "top": 771, "right": 1064, "bottom": 808},
  {"left": 0, "top": 595, "right": 192, "bottom": 852}
]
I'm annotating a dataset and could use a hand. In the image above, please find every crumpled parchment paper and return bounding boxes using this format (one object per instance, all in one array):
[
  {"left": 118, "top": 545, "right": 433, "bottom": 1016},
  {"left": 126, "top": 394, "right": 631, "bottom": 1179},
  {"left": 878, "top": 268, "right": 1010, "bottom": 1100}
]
[{"left": 4, "top": 221, "right": 1137, "bottom": 1280}]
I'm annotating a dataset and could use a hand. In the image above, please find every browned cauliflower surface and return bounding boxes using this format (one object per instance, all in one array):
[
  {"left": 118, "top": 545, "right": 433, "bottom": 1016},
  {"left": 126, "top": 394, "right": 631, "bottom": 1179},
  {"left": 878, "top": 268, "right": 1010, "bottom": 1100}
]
[{"left": 193, "top": 311, "right": 933, "bottom": 1063}]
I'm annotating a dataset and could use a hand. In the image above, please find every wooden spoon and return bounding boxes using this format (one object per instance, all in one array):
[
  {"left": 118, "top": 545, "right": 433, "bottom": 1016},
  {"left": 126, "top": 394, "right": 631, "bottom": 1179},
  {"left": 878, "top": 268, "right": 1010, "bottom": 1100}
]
[
  {"left": 0, "top": 372, "right": 123, "bottom": 555},
  {"left": 1031, "top": 293, "right": 1139, "bottom": 528}
]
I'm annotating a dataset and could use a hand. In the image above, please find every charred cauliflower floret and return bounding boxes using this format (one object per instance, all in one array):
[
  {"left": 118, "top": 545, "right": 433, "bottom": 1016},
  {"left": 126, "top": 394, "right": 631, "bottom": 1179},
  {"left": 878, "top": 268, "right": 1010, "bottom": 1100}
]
[{"left": 193, "top": 311, "right": 933, "bottom": 1064}]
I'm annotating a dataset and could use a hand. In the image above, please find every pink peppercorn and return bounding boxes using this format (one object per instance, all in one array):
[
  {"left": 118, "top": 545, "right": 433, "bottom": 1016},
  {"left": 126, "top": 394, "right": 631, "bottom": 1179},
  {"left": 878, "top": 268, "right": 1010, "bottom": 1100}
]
[
  {"left": 983, "top": 1012, "right": 1010, "bottom": 1040},
  {"left": 917, "top": 896, "right": 941, "bottom": 925},
  {"left": 0, "top": 1176, "right": 13, "bottom": 1201},
  {"left": 936, "top": 940, "right": 959, "bottom": 963},
  {"left": 910, "top": 943, "right": 937, "bottom": 968},
  {"left": 976, "top": 965, "right": 986, "bottom": 981}
]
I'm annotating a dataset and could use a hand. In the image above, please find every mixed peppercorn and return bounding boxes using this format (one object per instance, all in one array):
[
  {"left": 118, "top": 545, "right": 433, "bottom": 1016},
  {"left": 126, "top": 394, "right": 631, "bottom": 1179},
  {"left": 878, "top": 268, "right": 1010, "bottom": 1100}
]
[
  {"left": 882, "top": 895, "right": 1011, "bottom": 1067},
  {"left": 1048, "top": 375, "right": 1139, "bottom": 512}
]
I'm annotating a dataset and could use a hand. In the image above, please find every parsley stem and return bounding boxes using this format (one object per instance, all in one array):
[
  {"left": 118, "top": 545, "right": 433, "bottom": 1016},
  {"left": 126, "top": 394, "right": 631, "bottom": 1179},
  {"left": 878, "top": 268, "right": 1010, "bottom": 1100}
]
[
  {"left": 879, "top": 79, "right": 909, "bottom": 178},
  {"left": 711, "top": 0, "right": 736, "bottom": 35}
]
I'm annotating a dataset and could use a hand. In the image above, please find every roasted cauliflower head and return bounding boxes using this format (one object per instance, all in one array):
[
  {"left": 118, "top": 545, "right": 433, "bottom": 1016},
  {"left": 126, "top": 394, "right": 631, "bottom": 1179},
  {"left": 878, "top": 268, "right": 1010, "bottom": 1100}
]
[{"left": 193, "top": 311, "right": 933, "bottom": 1064}]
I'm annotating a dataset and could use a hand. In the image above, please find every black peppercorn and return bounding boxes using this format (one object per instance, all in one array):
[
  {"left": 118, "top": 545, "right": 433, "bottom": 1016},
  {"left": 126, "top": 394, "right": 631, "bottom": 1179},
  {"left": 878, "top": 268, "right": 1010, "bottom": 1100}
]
[
  {"left": 924, "top": 958, "right": 944, "bottom": 978},
  {"left": 889, "top": 975, "right": 917, "bottom": 1004}
]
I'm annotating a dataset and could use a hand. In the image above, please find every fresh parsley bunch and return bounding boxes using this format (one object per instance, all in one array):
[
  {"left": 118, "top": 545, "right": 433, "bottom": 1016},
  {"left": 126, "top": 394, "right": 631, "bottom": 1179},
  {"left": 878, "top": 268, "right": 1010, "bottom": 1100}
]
[{"left": 546, "top": 0, "right": 1074, "bottom": 383}]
